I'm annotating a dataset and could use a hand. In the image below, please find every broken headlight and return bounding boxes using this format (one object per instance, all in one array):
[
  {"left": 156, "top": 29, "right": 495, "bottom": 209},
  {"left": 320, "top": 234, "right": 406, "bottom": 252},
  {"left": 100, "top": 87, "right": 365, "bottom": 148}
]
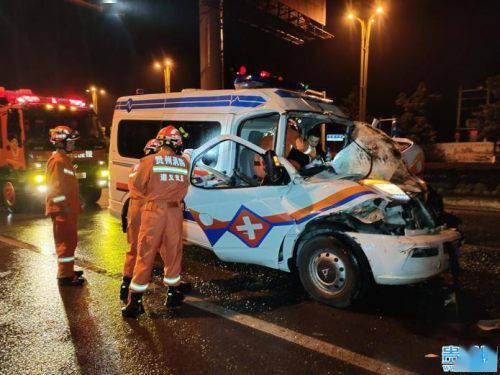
[{"left": 361, "top": 179, "right": 410, "bottom": 202}]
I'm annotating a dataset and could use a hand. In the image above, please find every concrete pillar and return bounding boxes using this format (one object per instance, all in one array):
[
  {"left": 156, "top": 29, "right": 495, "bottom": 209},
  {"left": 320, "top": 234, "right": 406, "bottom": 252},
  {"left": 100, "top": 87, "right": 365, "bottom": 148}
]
[{"left": 199, "top": 0, "right": 223, "bottom": 89}]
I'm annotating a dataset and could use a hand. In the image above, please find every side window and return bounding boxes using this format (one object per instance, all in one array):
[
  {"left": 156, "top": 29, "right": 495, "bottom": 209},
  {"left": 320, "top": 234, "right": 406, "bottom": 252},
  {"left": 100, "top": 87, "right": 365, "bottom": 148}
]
[
  {"left": 7, "top": 109, "right": 22, "bottom": 145},
  {"left": 169, "top": 121, "right": 220, "bottom": 150},
  {"left": 238, "top": 114, "right": 279, "bottom": 151},
  {"left": 118, "top": 120, "right": 163, "bottom": 158},
  {"left": 117, "top": 120, "right": 221, "bottom": 158},
  {"left": 191, "top": 140, "right": 269, "bottom": 189}
]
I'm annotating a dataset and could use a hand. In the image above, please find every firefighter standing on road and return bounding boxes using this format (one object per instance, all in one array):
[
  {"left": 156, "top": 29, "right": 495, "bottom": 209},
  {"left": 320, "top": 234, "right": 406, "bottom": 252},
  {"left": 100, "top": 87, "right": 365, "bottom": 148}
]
[
  {"left": 119, "top": 138, "right": 161, "bottom": 302},
  {"left": 122, "top": 126, "right": 190, "bottom": 318},
  {"left": 46, "top": 125, "right": 85, "bottom": 286}
]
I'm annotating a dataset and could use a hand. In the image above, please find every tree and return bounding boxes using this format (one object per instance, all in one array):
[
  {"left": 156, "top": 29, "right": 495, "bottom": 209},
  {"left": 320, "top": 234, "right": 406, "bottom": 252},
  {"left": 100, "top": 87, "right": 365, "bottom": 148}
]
[
  {"left": 339, "top": 86, "right": 359, "bottom": 120},
  {"left": 474, "top": 75, "right": 500, "bottom": 143},
  {"left": 395, "top": 82, "right": 440, "bottom": 144}
]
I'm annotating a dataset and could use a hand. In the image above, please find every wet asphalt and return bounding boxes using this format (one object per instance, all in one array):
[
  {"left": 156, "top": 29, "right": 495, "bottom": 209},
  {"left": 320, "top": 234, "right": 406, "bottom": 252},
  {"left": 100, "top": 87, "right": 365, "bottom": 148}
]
[{"left": 0, "top": 193, "right": 498, "bottom": 374}]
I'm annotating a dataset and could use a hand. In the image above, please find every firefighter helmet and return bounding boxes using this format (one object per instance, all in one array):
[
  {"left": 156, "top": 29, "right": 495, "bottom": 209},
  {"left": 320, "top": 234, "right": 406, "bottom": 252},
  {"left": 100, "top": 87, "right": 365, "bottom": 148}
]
[
  {"left": 143, "top": 138, "right": 161, "bottom": 155},
  {"left": 49, "top": 125, "right": 80, "bottom": 144},
  {"left": 156, "top": 125, "right": 183, "bottom": 148}
]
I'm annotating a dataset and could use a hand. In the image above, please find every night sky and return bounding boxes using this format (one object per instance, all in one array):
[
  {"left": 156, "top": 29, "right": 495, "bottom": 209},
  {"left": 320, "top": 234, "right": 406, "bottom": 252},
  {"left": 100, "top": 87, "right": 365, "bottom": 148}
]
[{"left": 1, "top": 0, "right": 499, "bottom": 140}]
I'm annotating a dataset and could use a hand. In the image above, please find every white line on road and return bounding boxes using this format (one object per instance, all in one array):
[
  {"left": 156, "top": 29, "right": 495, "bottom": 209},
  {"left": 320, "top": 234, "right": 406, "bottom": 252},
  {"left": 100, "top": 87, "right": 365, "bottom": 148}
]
[
  {"left": 0, "top": 235, "right": 416, "bottom": 375},
  {"left": 0, "top": 235, "right": 40, "bottom": 252},
  {"left": 0, "top": 270, "right": 12, "bottom": 278},
  {"left": 185, "top": 296, "right": 416, "bottom": 375}
]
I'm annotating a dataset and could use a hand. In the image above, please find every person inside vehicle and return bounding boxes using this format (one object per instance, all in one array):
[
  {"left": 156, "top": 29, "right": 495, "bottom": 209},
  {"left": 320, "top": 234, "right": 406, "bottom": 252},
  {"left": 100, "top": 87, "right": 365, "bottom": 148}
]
[{"left": 287, "top": 127, "right": 323, "bottom": 170}]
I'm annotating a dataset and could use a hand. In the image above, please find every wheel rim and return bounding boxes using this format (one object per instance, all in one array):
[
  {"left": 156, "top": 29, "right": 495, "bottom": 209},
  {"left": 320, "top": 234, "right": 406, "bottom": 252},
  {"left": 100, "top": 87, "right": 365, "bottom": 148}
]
[
  {"left": 3, "top": 182, "right": 15, "bottom": 207},
  {"left": 308, "top": 249, "right": 347, "bottom": 294}
]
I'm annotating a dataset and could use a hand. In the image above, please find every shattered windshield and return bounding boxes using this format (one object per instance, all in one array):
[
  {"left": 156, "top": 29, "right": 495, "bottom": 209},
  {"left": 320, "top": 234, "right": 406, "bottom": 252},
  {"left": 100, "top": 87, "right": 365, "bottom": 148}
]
[
  {"left": 284, "top": 111, "right": 351, "bottom": 177},
  {"left": 23, "top": 108, "right": 105, "bottom": 150}
]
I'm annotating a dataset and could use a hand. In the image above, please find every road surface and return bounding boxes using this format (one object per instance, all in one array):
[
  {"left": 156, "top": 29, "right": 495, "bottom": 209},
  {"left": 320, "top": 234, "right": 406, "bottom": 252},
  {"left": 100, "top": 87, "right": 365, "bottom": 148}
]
[{"left": 0, "top": 192, "right": 498, "bottom": 374}]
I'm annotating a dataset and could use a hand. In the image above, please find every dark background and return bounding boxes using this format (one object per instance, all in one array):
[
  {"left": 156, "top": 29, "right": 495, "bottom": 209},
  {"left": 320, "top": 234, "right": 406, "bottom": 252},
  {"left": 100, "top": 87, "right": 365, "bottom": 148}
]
[{"left": 1, "top": 0, "right": 499, "bottom": 140}]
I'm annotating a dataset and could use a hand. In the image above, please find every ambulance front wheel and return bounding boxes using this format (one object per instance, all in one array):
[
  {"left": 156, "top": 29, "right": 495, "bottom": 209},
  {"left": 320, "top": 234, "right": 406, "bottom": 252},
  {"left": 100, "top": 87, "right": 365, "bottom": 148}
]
[{"left": 297, "top": 235, "right": 360, "bottom": 308}]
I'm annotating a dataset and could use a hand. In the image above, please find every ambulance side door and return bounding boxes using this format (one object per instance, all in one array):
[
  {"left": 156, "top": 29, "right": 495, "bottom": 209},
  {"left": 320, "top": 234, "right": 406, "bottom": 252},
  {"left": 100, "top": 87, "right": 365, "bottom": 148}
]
[{"left": 184, "top": 135, "right": 293, "bottom": 269}]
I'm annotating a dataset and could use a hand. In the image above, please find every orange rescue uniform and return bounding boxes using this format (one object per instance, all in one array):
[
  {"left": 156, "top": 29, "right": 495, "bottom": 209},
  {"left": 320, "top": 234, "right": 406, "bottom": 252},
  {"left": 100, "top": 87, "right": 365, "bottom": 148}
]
[
  {"left": 45, "top": 150, "right": 81, "bottom": 278},
  {"left": 122, "top": 164, "right": 146, "bottom": 278},
  {"left": 129, "top": 148, "right": 190, "bottom": 293}
]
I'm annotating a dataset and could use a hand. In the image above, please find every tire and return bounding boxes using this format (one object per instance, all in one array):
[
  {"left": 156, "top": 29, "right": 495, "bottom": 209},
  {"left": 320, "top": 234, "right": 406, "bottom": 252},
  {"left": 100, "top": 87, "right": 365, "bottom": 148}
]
[
  {"left": 297, "top": 235, "right": 360, "bottom": 308},
  {"left": 81, "top": 187, "right": 102, "bottom": 205},
  {"left": 2, "top": 180, "right": 27, "bottom": 213}
]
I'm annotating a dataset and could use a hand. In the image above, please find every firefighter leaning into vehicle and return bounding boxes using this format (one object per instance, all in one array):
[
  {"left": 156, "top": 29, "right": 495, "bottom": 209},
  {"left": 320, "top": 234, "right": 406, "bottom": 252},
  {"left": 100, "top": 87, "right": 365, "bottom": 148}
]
[
  {"left": 122, "top": 125, "right": 190, "bottom": 318},
  {"left": 119, "top": 138, "right": 161, "bottom": 302},
  {"left": 45, "top": 125, "right": 85, "bottom": 286}
]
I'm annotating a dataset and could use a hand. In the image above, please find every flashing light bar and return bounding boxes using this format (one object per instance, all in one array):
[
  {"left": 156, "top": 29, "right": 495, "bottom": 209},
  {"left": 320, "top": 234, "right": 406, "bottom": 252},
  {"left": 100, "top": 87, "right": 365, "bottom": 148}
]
[
  {"left": 17, "top": 95, "right": 41, "bottom": 104},
  {"left": 1, "top": 88, "right": 87, "bottom": 109}
]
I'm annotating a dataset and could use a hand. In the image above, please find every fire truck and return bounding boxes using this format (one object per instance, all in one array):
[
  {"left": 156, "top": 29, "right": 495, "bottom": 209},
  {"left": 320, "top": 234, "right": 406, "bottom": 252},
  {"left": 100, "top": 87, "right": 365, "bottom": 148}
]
[{"left": 0, "top": 87, "right": 108, "bottom": 212}]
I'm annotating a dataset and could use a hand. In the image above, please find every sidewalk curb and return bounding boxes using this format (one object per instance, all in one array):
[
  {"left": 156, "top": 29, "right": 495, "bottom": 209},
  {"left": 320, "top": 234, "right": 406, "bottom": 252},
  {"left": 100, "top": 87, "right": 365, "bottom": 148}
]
[{"left": 444, "top": 197, "right": 500, "bottom": 212}]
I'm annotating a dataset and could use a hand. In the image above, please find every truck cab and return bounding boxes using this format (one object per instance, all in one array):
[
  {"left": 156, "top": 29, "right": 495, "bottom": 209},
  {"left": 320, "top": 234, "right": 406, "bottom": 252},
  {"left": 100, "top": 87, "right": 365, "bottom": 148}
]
[
  {"left": 0, "top": 87, "right": 108, "bottom": 212},
  {"left": 109, "top": 86, "right": 461, "bottom": 308}
]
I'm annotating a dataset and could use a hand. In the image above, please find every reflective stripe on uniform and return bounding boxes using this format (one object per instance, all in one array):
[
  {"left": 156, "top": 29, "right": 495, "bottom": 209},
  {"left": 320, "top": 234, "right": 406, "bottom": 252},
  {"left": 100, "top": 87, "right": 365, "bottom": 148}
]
[
  {"left": 63, "top": 168, "right": 75, "bottom": 176},
  {"left": 152, "top": 166, "right": 188, "bottom": 175},
  {"left": 163, "top": 275, "right": 181, "bottom": 285},
  {"left": 52, "top": 195, "right": 66, "bottom": 203},
  {"left": 130, "top": 281, "right": 149, "bottom": 292},
  {"left": 58, "top": 256, "right": 75, "bottom": 263},
  {"left": 129, "top": 172, "right": 137, "bottom": 178}
]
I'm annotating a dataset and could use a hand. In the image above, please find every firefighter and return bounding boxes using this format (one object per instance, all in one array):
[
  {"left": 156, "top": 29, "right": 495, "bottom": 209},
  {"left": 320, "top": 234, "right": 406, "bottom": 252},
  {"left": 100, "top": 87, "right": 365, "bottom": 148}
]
[
  {"left": 46, "top": 125, "right": 84, "bottom": 286},
  {"left": 119, "top": 138, "right": 161, "bottom": 302},
  {"left": 122, "top": 125, "right": 190, "bottom": 318}
]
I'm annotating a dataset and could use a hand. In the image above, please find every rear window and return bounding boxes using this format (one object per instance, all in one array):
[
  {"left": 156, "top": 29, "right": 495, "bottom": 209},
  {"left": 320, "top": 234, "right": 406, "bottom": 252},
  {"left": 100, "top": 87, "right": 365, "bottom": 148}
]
[{"left": 117, "top": 120, "right": 221, "bottom": 159}]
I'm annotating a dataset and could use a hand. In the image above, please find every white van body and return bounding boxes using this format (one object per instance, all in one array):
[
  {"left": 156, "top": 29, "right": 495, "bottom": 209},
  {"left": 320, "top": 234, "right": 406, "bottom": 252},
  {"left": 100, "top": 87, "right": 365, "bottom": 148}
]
[{"left": 109, "top": 88, "right": 461, "bottom": 307}]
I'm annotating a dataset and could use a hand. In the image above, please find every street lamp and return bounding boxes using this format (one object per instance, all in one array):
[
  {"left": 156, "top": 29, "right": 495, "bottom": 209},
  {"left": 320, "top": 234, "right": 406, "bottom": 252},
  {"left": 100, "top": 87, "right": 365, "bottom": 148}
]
[
  {"left": 154, "top": 59, "right": 173, "bottom": 93},
  {"left": 85, "top": 85, "right": 106, "bottom": 114},
  {"left": 346, "top": 4, "right": 385, "bottom": 122}
]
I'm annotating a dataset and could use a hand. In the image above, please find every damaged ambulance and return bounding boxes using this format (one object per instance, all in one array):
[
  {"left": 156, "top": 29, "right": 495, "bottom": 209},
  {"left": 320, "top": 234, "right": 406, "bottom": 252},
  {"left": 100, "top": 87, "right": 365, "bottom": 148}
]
[{"left": 109, "top": 85, "right": 462, "bottom": 308}]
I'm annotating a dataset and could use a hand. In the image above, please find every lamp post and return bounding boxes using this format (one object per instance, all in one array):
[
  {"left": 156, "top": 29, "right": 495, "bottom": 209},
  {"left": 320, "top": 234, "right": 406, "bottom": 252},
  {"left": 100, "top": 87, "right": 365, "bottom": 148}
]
[
  {"left": 347, "top": 5, "right": 384, "bottom": 122},
  {"left": 86, "top": 86, "right": 106, "bottom": 114},
  {"left": 154, "top": 59, "right": 173, "bottom": 93}
]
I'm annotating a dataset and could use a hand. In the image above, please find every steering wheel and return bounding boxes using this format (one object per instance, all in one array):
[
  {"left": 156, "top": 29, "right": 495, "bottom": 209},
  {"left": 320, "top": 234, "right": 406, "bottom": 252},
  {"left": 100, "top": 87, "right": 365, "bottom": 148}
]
[{"left": 233, "top": 168, "right": 259, "bottom": 187}]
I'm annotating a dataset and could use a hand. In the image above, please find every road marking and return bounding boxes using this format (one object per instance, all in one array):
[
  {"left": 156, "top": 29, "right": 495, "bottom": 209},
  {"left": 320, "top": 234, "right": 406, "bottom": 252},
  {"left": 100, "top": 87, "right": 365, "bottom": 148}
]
[
  {"left": 0, "top": 235, "right": 40, "bottom": 252},
  {"left": 0, "top": 270, "right": 12, "bottom": 278},
  {"left": 0, "top": 234, "right": 416, "bottom": 375},
  {"left": 185, "top": 296, "right": 415, "bottom": 375}
]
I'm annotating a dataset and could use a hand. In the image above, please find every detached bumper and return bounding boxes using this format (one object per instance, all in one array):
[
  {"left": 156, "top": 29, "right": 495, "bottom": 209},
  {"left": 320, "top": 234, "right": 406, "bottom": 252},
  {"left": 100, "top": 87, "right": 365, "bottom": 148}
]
[{"left": 348, "top": 229, "right": 462, "bottom": 285}]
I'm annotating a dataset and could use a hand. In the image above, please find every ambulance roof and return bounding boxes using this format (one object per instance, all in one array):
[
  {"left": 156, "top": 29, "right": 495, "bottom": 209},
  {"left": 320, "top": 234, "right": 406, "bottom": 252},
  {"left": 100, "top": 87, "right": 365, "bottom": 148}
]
[{"left": 115, "top": 88, "right": 347, "bottom": 118}]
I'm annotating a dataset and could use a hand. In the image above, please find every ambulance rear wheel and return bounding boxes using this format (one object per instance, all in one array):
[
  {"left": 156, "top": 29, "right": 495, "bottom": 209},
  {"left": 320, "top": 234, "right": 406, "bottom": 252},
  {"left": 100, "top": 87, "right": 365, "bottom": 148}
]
[
  {"left": 297, "top": 235, "right": 360, "bottom": 308},
  {"left": 2, "top": 181, "right": 27, "bottom": 213},
  {"left": 81, "top": 187, "right": 102, "bottom": 205}
]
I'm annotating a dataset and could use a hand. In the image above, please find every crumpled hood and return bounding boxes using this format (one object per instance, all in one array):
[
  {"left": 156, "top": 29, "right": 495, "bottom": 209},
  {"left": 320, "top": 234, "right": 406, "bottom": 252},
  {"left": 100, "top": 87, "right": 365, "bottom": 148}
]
[{"left": 331, "top": 122, "right": 425, "bottom": 193}]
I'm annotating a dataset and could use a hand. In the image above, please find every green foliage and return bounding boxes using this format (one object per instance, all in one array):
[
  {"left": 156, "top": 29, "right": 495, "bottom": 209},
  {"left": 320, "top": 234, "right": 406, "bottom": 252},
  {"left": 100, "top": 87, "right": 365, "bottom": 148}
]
[
  {"left": 339, "top": 86, "right": 359, "bottom": 120},
  {"left": 395, "top": 82, "right": 440, "bottom": 144},
  {"left": 474, "top": 75, "right": 500, "bottom": 142}
]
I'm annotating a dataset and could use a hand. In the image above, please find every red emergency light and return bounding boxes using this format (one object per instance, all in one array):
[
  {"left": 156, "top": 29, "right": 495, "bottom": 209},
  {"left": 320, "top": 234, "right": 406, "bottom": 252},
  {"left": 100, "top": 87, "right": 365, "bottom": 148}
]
[{"left": 0, "top": 88, "right": 87, "bottom": 109}]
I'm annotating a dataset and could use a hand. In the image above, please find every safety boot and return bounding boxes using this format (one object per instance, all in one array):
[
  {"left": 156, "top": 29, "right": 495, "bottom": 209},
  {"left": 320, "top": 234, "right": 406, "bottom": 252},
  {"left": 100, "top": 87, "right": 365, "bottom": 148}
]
[
  {"left": 120, "top": 276, "right": 132, "bottom": 302},
  {"left": 165, "top": 286, "right": 185, "bottom": 308},
  {"left": 58, "top": 274, "right": 86, "bottom": 286},
  {"left": 122, "top": 292, "right": 145, "bottom": 318}
]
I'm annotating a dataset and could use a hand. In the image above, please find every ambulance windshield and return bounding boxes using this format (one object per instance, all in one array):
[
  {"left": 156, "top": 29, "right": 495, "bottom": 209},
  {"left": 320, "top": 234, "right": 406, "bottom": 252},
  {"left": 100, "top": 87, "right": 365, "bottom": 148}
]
[
  {"left": 23, "top": 108, "right": 105, "bottom": 150},
  {"left": 284, "top": 112, "right": 351, "bottom": 176}
]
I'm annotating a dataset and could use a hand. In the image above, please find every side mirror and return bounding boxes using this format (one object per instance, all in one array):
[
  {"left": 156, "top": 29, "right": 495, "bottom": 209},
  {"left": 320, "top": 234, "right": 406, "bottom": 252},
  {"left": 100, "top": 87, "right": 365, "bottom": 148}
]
[{"left": 263, "top": 150, "right": 288, "bottom": 185}]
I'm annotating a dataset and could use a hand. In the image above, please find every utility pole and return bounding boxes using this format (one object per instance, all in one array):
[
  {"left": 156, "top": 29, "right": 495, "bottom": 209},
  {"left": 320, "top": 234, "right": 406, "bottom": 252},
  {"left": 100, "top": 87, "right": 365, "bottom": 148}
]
[{"left": 346, "top": 6, "right": 384, "bottom": 122}]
